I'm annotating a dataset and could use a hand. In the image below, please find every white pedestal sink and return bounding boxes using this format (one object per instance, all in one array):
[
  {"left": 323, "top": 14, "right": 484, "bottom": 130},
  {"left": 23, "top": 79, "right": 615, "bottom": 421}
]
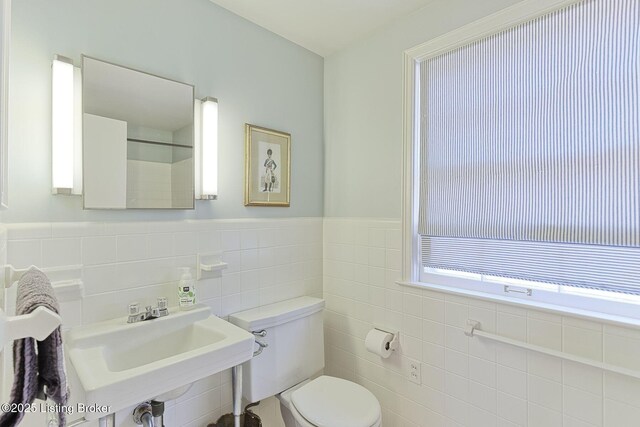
[{"left": 66, "top": 305, "right": 254, "bottom": 420}]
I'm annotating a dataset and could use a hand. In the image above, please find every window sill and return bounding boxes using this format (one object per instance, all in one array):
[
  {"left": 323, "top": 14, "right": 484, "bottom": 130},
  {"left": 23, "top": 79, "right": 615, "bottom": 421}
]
[{"left": 397, "top": 279, "right": 640, "bottom": 330}]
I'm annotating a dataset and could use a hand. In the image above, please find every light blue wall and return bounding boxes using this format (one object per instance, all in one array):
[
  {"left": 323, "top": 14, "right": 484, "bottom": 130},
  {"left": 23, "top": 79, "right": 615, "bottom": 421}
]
[{"left": 5, "top": 0, "right": 324, "bottom": 222}]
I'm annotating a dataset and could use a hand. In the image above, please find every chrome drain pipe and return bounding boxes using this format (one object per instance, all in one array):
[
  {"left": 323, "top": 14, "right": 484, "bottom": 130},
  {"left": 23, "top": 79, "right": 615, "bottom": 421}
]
[
  {"left": 151, "top": 400, "right": 165, "bottom": 427},
  {"left": 133, "top": 402, "right": 154, "bottom": 427}
]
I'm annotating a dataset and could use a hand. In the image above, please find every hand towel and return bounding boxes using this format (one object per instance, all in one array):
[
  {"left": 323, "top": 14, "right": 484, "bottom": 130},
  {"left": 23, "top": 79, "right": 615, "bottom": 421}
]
[{"left": 0, "top": 267, "right": 69, "bottom": 427}]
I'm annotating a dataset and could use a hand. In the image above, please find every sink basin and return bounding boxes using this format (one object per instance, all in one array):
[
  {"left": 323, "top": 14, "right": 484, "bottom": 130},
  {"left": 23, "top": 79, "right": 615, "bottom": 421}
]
[{"left": 66, "top": 305, "right": 254, "bottom": 419}]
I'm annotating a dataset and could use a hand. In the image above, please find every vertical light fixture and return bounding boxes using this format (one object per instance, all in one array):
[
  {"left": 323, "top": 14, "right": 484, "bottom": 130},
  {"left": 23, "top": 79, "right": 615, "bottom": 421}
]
[
  {"left": 51, "top": 55, "right": 75, "bottom": 194},
  {"left": 199, "top": 96, "right": 218, "bottom": 200}
]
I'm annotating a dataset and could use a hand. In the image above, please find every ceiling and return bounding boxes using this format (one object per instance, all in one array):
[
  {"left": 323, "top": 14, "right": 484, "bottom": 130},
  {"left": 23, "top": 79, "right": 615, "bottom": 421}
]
[{"left": 208, "top": 0, "right": 436, "bottom": 57}]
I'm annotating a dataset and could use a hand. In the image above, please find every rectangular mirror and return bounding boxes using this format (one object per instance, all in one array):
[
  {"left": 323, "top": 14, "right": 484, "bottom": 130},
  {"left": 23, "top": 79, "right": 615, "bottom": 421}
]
[{"left": 82, "top": 56, "right": 195, "bottom": 209}]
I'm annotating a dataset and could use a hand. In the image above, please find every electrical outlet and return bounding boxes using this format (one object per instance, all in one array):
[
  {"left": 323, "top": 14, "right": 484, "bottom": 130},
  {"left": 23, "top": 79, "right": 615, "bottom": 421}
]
[{"left": 407, "top": 358, "right": 421, "bottom": 384}]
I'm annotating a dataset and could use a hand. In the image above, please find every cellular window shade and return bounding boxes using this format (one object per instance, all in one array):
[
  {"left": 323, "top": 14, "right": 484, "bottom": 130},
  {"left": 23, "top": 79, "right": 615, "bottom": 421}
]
[{"left": 418, "top": 0, "right": 640, "bottom": 294}]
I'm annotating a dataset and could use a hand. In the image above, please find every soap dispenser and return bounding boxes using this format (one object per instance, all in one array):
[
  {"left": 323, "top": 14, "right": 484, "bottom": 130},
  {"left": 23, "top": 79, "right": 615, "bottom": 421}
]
[{"left": 177, "top": 267, "right": 196, "bottom": 310}]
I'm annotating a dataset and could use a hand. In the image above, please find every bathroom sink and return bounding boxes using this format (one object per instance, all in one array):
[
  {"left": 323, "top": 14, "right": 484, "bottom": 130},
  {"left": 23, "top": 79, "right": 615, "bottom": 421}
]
[{"left": 66, "top": 305, "right": 254, "bottom": 420}]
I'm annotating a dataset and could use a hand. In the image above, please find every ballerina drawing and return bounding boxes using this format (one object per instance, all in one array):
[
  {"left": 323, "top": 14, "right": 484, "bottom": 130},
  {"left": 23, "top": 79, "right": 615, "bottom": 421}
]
[{"left": 262, "top": 148, "right": 278, "bottom": 192}]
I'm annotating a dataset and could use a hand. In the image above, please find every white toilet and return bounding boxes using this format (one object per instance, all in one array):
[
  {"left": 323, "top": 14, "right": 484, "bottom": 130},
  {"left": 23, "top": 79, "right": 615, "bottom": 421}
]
[{"left": 229, "top": 296, "right": 382, "bottom": 427}]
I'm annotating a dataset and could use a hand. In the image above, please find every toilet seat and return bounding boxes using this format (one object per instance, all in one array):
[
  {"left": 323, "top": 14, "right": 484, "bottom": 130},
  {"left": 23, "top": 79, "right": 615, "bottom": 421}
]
[{"left": 286, "top": 376, "right": 381, "bottom": 427}]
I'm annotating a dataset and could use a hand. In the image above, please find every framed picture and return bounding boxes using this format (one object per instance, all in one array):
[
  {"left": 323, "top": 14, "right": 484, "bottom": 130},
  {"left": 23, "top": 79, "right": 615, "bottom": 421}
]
[{"left": 244, "top": 124, "right": 291, "bottom": 206}]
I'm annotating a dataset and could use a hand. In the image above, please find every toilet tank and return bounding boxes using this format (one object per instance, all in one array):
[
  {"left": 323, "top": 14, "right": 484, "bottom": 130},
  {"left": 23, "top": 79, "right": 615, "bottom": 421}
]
[{"left": 229, "top": 297, "right": 325, "bottom": 403}]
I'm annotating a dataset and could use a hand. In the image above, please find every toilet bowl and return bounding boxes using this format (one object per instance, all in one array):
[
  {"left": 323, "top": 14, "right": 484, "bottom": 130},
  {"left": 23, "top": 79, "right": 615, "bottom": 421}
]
[
  {"left": 229, "top": 297, "right": 382, "bottom": 427},
  {"left": 277, "top": 376, "right": 381, "bottom": 427}
]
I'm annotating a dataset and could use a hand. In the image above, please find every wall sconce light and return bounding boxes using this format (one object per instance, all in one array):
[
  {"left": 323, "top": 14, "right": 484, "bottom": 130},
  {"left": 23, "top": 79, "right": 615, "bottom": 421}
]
[
  {"left": 197, "top": 96, "right": 218, "bottom": 200},
  {"left": 51, "top": 54, "right": 82, "bottom": 195}
]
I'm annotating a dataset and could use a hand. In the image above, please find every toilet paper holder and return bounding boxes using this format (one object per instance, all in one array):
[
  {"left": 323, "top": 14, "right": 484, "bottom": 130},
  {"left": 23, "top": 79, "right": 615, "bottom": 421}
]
[{"left": 372, "top": 326, "right": 399, "bottom": 352}]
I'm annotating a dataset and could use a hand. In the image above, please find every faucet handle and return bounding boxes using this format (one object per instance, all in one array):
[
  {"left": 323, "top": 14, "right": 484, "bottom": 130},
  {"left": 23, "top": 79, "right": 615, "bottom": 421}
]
[
  {"left": 157, "top": 297, "right": 168, "bottom": 310},
  {"left": 128, "top": 302, "right": 140, "bottom": 316}
]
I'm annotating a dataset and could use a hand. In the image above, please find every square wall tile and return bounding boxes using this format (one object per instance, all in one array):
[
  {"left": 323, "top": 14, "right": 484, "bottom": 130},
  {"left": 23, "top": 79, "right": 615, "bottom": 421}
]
[
  {"left": 563, "top": 325, "right": 603, "bottom": 361},
  {"left": 198, "top": 230, "right": 222, "bottom": 253},
  {"left": 444, "top": 326, "right": 468, "bottom": 353},
  {"left": 82, "top": 236, "right": 117, "bottom": 265},
  {"left": 368, "top": 247, "right": 385, "bottom": 267},
  {"left": 603, "top": 333, "right": 640, "bottom": 372},
  {"left": 42, "top": 238, "right": 81, "bottom": 267},
  {"left": 604, "top": 372, "right": 640, "bottom": 408},
  {"left": 497, "top": 365, "right": 527, "bottom": 399},
  {"left": 604, "top": 398, "right": 640, "bottom": 426},
  {"left": 222, "top": 230, "right": 241, "bottom": 251},
  {"left": 528, "top": 374, "right": 562, "bottom": 411},
  {"left": 386, "top": 249, "right": 401, "bottom": 270},
  {"left": 528, "top": 318, "right": 561, "bottom": 350},
  {"left": 496, "top": 343, "right": 527, "bottom": 372},
  {"left": 469, "top": 356, "right": 496, "bottom": 388},
  {"left": 368, "top": 228, "right": 386, "bottom": 248},
  {"left": 423, "top": 319, "right": 445, "bottom": 345},
  {"left": 563, "top": 361, "right": 602, "bottom": 396},
  {"left": 147, "top": 233, "right": 174, "bottom": 259},
  {"left": 563, "top": 386, "right": 602, "bottom": 426},
  {"left": 174, "top": 231, "right": 197, "bottom": 256},
  {"left": 497, "top": 312, "right": 527, "bottom": 341},
  {"left": 422, "top": 342, "right": 445, "bottom": 370},
  {"left": 386, "top": 229, "right": 402, "bottom": 250},
  {"left": 469, "top": 380, "right": 497, "bottom": 413},
  {"left": 497, "top": 392, "right": 527, "bottom": 426},
  {"left": 240, "top": 229, "right": 259, "bottom": 249},
  {"left": 116, "top": 234, "right": 148, "bottom": 262},
  {"left": 528, "top": 352, "right": 562, "bottom": 382},
  {"left": 469, "top": 336, "right": 496, "bottom": 362},
  {"left": 83, "top": 264, "right": 118, "bottom": 296},
  {"left": 445, "top": 301, "right": 468, "bottom": 329},
  {"left": 7, "top": 239, "right": 42, "bottom": 268},
  {"left": 445, "top": 349, "right": 468, "bottom": 378},
  {"left": 528, "top": 402, "right": 562, "bottom": 427}
]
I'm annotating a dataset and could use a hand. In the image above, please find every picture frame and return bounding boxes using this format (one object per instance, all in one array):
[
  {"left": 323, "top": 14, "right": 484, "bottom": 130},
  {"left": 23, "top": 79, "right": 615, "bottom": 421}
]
[{"left": 244, "top": 124, "right": 291, "bottom": 206}]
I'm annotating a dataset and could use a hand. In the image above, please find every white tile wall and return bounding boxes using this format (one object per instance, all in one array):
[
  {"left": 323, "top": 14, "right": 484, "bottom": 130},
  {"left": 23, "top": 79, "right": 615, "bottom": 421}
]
[
  {"left": 2, "top": 218, "right": 322, "bottom": 427},
  {"left": 324, "top": 218, "right": 640, "bottom": 427}
]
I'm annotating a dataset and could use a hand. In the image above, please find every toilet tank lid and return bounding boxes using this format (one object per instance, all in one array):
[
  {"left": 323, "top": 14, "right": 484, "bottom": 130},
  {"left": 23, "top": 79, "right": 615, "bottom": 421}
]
[{"left": 229, "top": 297, "right": 324, "bottom": 330}]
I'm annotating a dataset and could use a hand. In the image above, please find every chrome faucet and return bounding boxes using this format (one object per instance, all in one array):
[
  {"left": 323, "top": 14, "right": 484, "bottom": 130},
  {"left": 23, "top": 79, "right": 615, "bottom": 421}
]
[{"left": 127, "top": 298, "right": 169, "bottom": 323}]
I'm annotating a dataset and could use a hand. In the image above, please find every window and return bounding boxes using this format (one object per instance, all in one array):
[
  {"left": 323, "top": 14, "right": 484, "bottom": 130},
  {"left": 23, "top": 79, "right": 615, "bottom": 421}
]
[{"left": 403, "top": 0, "right": 640, "bottom": 320}]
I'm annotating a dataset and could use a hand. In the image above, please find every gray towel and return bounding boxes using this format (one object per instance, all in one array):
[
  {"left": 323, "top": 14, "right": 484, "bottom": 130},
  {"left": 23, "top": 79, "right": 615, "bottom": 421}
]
[{"left": 0, "top": 268, "right": 69, "bottom": 427}]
